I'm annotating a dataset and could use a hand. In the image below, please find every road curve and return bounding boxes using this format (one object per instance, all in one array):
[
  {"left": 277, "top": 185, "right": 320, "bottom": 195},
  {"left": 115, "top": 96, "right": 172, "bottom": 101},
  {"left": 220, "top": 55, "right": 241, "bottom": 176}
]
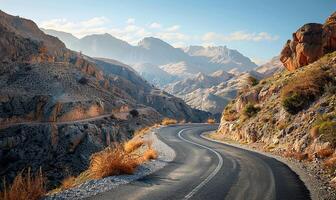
[{"left": 88, "top": 124, "right": 311, "bottom": 200}]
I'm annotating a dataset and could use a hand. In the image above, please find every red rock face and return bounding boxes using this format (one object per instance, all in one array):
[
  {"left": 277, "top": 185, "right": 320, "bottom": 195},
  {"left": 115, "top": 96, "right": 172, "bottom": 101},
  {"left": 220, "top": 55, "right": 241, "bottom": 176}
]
[{"left": 280, "top": 12, "right": 336, "bottom": 71}]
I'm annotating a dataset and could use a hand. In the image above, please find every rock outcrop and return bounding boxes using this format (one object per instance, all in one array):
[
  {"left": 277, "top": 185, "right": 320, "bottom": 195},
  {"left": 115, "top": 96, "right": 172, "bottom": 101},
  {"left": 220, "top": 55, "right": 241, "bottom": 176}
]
[
  {"left": 0, "top": 10, "right": 209, "bottom": 189},
  {"left": 280, "top": 12, "right": 336, "bottom": 71}
]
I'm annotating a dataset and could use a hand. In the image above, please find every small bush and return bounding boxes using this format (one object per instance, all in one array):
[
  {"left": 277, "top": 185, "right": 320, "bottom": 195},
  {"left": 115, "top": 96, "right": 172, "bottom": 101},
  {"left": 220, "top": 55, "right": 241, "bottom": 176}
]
[
  {"left": 0, "top": 168, "right": 46, "bottom": 200},
  {"left": 310, "top": 126, "right": 319, "bottom": 139},
  {"left": 248, "top": 76, "right": 259, "bottom": 86},
  {"left": 60, "top": 176, "right": 76, "bottom": 190},
  {"left": 319, "top": 121, "right": 336, "bottom": 147},
  {"left": 316, "top": 148, "right": 334, "bottom": 158},
  {"left": 89, "top": 146, "right": 140, "bottom": 179},
  {"left": 281, "top": 68, "right": 330, "bottom": 114},
  {"left": 223, "top": 107, "right": 238, "bottom": 121},
  {"left": 243, "top": 104, "right": 260, "bottom": 118},
  {"left": 129, "top": 109, "right": 139, "bottom": 118},
  {"left": 323, "top": 156, "right": 336, "bottom": 171},
  {"left": 142, "top": 148, "right": 158, "bottom": 161},
  {"left": 314, "top": 114, "right": 336, "bottom": 147},
  {"left": 161, "top": 118, "right": 177, "bottom": 126},
  {"left": 283, "top": 151, "right": 307, "bottom": 161},
  {"left": 207, "top": 118, "right": 216, "bottom": 124},
  {"left": 124, "top": 139, "right": 144, "bottom": 153}
]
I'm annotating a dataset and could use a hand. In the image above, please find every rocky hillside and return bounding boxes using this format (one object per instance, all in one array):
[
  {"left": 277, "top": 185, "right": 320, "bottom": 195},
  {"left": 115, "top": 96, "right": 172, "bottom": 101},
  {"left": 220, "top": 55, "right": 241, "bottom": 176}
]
[
  {"left": 0, "top": 10, "right": 209, "bottom": 188},
  {"left": 164, "top": 70, "right": 263, "bottom": 115},
  {"left": 43, "top": 22, "right": 274, "bottom": 117},
  {"left": 216, "top": 12, "right": 336, "bottom": 187},
  {"left": 42, "top": 29, "right": 257, "bottom": 73}
]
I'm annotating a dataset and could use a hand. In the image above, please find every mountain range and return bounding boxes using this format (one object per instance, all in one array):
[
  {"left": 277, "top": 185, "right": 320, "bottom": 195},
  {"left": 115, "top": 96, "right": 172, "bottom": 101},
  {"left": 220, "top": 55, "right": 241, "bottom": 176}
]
[
  {"left": 42, "top": 29, "right": 282, "bottom": 115},
  {"left": 0, "top": 10, "right": 210, "bottom": 187}
]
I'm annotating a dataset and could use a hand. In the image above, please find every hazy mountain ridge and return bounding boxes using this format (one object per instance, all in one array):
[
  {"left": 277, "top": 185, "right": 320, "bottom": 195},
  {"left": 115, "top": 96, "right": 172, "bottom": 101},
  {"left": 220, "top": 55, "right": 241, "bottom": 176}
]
[
  {"left": 43, "top": 29, "right": 265, "bottom": 114},
  {"left": 0, "top": 10, "right": 210, "bottom": 188},
  {"left": 42, "top": 29, "right": 257, "bottom": 73}
]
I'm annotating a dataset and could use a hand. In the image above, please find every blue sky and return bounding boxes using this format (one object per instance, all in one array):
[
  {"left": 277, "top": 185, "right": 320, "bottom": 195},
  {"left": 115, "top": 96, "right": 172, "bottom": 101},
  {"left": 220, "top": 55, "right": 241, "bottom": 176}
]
[{"left": 1, "top": 0, "right": 335, "bottom": 64}]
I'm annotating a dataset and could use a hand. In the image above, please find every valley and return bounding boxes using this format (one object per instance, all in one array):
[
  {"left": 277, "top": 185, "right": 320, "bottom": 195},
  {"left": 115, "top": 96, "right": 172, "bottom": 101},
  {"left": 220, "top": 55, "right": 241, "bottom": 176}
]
[{"left": 0, "top": 2, "right": 335, "bottom": 200}]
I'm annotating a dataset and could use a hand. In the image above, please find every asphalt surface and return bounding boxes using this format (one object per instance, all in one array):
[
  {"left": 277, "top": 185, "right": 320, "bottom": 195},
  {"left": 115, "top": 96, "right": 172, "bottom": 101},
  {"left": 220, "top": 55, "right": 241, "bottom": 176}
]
[{"left": 88, "top": 124, "right": 311, "bottom": 200}]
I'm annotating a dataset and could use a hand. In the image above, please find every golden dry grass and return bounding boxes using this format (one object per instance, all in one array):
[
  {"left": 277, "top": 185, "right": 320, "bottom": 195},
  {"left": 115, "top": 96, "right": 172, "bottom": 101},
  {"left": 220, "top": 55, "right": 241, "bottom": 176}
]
[
  {"left": 142, "top": 148, "right": 158, "bottom": 161},
  {"left": 323, "top": 156, "right": 336, "bottom": 170},
  {"left": 88, "top": 146, "right": 140, "bottom": 179},
  {"left": 0, "top": 168, "right": 46, "bottom": 200},
  {"left": 60, "top": 176, "right": 76, "bottom": 190},
  {"left": 161, "top": 118, "right": 177, "bottom": 126},
  {"left": 316, "top": 148, "right": 334, "bottom": 158},
  {"left": 281, "top": 67, "right": 330, "bottom": 114},
  {"left": 283, "top": 151, "right": 307, "bottom": 161},
  {"left": 123, "top": 139, "right": 144, "bottom": 153},
  {"left": 207, "top": 118, "right": 215, "bottom": 124},
  {"left": 310, "top": 126, "right": 320, "bottom": 139}
]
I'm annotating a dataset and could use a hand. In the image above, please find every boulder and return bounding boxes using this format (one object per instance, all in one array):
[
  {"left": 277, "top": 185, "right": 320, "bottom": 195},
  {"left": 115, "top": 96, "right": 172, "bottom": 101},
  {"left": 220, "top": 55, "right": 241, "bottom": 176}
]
[{"left": 280, "top": 12, "right": 336, "bottom": 71}]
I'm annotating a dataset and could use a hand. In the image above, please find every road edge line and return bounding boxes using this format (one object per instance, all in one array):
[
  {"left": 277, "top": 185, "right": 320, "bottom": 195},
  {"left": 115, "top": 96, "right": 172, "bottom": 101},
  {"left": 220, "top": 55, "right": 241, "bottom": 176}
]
[{"left": 177, "top": 129, "right": 223, "bottom": 199}]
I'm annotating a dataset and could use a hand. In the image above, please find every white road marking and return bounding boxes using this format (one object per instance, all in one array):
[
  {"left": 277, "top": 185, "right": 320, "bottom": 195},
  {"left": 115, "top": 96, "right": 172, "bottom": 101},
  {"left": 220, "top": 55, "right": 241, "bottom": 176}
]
[{"left": 177, "top": 129, "right": 224, "bottom": 199}]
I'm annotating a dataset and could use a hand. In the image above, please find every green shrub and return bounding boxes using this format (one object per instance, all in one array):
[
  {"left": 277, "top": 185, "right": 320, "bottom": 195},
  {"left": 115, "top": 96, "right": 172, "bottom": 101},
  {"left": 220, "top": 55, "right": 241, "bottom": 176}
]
[
  {"left": 314, "top": 113, "right": 336, "bottom": 147},
  {"left": 248, "top": 76, "right": 259, "bottom": 86},
  {"left": 282, "top": 93, "right": 311, "bottom": 114},
  {"left": 319, "top": 121, "right": 336, "bottom": 147},
  {"left": 281, "top": 67, "right": 330, "bottom": 114},
  {"left": 243, "top": 104, "right": 260, "bottom": 118}
]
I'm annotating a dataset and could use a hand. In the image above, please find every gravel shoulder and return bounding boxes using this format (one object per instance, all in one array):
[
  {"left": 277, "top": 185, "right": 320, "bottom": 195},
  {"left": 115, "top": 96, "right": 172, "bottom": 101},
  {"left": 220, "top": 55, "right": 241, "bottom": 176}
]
[
  {"left": 44, "top": 127, "right": 175, "bottom": 200},
  {"left": 201, "top": 131, "right": 336, "bottom": 200}
]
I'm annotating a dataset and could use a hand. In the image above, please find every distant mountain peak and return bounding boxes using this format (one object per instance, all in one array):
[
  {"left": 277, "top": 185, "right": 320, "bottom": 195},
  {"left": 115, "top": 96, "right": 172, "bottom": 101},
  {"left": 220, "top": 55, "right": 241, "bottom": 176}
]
[{"left": 138, "top": 36, "right": 174, "bottom": 50}]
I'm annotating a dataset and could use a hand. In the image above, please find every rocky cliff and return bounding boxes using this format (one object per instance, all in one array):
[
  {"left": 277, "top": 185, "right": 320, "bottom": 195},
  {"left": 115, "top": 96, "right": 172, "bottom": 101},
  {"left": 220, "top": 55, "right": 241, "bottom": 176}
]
[
  {"left": 217, "top": 12, "right": 336, "bottom": 188},
  {"left": 280, "top": 12, "right": 336, "bottom": 71},
  {"left": 0, "top": 10, "right": 209, "bottom": 188}
]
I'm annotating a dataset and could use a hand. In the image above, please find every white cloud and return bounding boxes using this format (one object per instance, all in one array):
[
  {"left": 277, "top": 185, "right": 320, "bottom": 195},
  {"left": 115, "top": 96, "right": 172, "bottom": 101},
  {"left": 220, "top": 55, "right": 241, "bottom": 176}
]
[
  {"left": 40, "top": 17, "right": 109, "bottom": 38},
  {"left": 202, "top": 31, "right": 279, "bottom": 42},
  {"left": 166, "top": 25, "right": 180, "bottom": 32},
  {"left": 126, "top": 18, "right": 135, "bottom": 24},
  {"left": 39, "top": 16, "right": 278, "bottom": 50},
  {"left": 149, "top": 22, "right": 162, "bottom": 29},
  {"left": 81, "top": 17, "right": 109, "bottom": 27}
]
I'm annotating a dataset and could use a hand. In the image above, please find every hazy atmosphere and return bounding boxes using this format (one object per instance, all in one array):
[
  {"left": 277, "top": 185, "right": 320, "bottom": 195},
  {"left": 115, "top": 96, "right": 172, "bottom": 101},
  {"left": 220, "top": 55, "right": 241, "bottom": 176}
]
[
  {"left": 1, "top": 0, "right": 335, "bottom": 63},
  {"left": 0, "top": 1, "right": 335, "bottom": 200}
]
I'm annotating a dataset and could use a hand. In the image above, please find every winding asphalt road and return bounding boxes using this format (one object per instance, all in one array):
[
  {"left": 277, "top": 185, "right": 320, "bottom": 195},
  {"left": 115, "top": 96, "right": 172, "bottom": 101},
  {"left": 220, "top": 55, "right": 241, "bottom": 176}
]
[{"left": 89, "top": 124, "right": 311, "bottom": 200}]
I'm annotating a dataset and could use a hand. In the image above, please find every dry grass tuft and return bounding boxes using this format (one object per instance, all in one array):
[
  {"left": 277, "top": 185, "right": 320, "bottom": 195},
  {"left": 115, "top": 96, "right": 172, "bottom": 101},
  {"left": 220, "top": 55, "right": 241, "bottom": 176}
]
[
  {"left": 316, "top": 148, "right": 334, "bottom": 158},
  {"left": 161, "top": 118, "right": 177, "bottom": 126},
  {"left": 323, "top": 156, "right": 336, "bottom": 171},
  {"left": 310, "top": 126, "right": 320, "bottom": 139},
  {"left": 223, "top": 106, "right": 239, "bottom": 121},
  {"left": 281, "top": 67, "right": 331, "bottom": 114},
  {"left": 89, "top": 146, "right": 140, "bottom": 179},
  {"left": 0, "top": 168, "right": 46, "bottom": 200},
  {"left": 283, "top": 150, "right": 307, "bottom": 161},
  {"left": 124, "top": 139, "right": 144, "bottom": 153},
  {"left": 207, "top": 118, "right": 215, "bottom": 124},
  {"left": 60, "top": 176, "right": 76, "bottom": 190},
  {"left": 142, "top": 148, "right": 158, "bottom": 161}
]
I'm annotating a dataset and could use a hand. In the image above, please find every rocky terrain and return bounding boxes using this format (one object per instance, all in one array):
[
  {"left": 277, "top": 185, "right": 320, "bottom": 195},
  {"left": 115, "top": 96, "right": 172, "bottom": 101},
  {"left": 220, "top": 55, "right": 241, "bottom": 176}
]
[
  {"left": 215, "top": 12, "right": 336, "bottom": 191},
  {"left": 280, "top": 12, "right": 336, "bottom": 71},
  {"left": 0, "top": 10, "right": 210, "bottom": 189},
  {"left": 164, "top": 70, "right": 264, "bottom": 115},
  {"left": 42, "top": 29, "right": 258, "bottom": 73},
  {"left": 44, "top": 28, "right": 278, "bottom": 115}
]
